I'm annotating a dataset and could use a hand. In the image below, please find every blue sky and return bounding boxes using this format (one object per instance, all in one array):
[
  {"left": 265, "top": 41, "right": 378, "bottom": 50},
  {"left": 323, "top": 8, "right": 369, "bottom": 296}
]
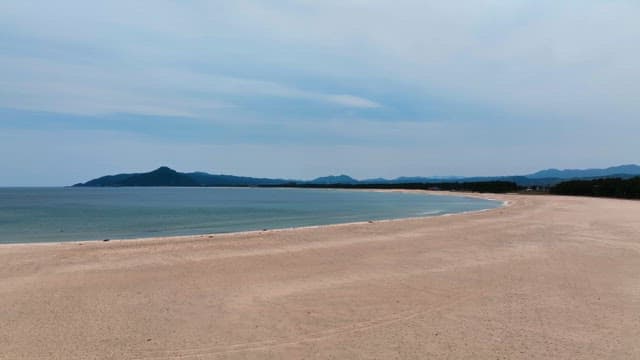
[{"left": 1, "top": 1, "right": 639, "bottom": 185}]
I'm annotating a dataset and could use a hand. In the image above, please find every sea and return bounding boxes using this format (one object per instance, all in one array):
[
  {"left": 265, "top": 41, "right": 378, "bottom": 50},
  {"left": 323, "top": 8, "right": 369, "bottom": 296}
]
[{"left": 0, "top": 187, "right": 501, "bottom": 244}]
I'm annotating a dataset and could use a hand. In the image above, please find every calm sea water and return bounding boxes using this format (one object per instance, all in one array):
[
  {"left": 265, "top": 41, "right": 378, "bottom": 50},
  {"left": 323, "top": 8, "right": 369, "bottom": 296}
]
[{"left": 0, "top": 187, "right": 501, "bottom": 244}]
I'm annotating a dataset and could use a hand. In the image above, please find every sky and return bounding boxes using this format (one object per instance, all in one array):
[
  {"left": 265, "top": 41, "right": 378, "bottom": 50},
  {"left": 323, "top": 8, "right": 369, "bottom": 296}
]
[{"left": 1, "top": 0, "right": 639, "bottom": 185}]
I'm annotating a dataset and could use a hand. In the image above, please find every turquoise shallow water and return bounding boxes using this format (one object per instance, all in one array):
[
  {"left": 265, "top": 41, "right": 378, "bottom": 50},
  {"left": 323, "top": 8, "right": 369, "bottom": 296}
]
[{"left": 0, "top": 187, "right": 501, "bottom": 244}]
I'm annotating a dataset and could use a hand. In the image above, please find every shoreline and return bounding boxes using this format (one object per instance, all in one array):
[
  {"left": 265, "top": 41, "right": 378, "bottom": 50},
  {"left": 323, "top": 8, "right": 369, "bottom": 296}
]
[
  {"left": 4, "top": 193, "right": 639, "bottom": 359},
  {"left": 0, "top": 189, "right": 507, "bottom": 247}
]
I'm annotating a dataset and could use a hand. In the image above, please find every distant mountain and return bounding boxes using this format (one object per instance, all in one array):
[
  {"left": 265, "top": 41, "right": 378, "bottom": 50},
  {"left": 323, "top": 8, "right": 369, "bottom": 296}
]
[
  {"left": 309, "top": 175, "right": 358, "bottom": 185},
  {"left": 360, "top": 177, "right": 388, "bottom": 183},
  {"left": 527, "top": 164, "right": 640, "bottom": 179},
  {"left": 186, "top": 172, "right": 290, "bottom": 186},
  {"left": 120, "top": 167, "right": 200, "bottom": 186},
  {"left": 74, "top": 167, "right": 291, "bottom": 187},
  {"left": 75, "top": 167, "right": 199, "bottom": 187},
  {"left": 76, "top": 173, "right": 137, "bottom": 187},
  {"left": 73, "top": 164, "right": 640, "bottom": 188}
]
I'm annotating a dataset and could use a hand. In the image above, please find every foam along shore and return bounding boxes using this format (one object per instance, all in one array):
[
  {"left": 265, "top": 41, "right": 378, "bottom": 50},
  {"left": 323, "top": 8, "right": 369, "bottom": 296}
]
[{"left": 1, "top": 193, "right": 640, "bottom": 359}]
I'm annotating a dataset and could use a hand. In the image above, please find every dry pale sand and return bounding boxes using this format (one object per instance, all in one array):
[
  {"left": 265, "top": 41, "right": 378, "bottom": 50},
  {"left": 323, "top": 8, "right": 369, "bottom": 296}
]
[{"left": 1, "top": 193, "right": 640, "bottom": 359}]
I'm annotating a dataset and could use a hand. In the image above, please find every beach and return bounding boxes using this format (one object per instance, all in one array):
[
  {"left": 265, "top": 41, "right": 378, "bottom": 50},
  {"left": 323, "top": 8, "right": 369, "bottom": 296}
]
[{"left": 1, "top": 193, "right": 640, "bottom": 359}]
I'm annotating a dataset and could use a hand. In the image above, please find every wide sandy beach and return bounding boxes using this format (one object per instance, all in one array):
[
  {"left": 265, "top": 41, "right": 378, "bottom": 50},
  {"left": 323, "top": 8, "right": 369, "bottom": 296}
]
[{"left": 1, "top": 193, "right": 640, "bottom": 359}]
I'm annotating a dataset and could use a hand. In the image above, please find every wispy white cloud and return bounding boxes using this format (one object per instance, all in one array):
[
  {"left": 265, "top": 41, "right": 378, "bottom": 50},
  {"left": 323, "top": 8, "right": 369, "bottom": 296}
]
[
  {"left": 0, "top": 54, "right": 380, "bottom": 117},
  {"left": 324, "top": 95, "right": 380, "bottom": 108}
]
